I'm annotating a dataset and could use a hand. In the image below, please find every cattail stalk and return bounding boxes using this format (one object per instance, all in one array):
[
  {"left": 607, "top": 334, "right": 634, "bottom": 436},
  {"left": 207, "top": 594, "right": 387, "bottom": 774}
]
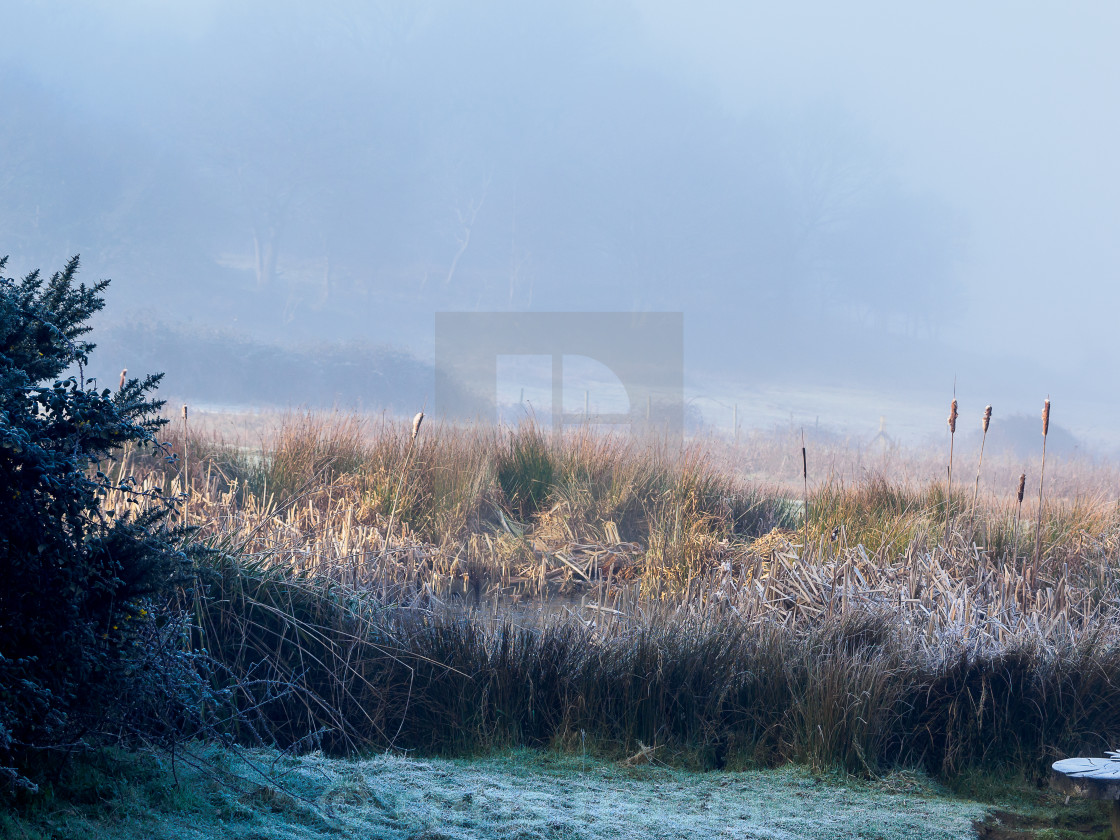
[
  {"left": 970, "top": 405, "right": 992, "bottom": 524},
  {"left": 182, "top": 404, "right": 190, "bottom": 524},
  {"left": 801, "top": 428, "right": 809, "bottom": 557},
  {"left": 1012, "top": 472, "right": 1026, "bottom": 572},
  {"left": 945, "top": 398, "right": 958, "bottom": 544},
  {"left": 384, "top": 411, "right": 425, "bottom": 570},
  {"left": 1033, "top": 398, "right": 1050, "bottom": 575}
]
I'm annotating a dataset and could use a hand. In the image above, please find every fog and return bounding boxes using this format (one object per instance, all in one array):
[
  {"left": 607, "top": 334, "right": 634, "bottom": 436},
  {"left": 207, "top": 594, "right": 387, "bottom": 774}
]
[{"left": 3, "top": 1, "right": 1116, "bottom": 446}]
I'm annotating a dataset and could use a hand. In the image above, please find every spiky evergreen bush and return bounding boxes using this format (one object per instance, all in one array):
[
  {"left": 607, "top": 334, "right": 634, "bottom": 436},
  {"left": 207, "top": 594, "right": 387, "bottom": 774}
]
[{"left": 0, "top": 256, "right": 192, "bottom": 790}]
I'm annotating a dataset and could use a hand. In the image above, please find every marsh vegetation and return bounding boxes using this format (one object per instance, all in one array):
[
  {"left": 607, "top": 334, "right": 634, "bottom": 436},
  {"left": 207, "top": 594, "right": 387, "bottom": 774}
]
[{"left": 99, "top": 409, "right": 1120, "bottom": 779}]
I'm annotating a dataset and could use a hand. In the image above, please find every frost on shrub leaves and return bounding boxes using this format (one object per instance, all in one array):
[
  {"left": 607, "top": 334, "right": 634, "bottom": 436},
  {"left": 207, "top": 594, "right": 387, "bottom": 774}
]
[{"left": 0, "top": 255, "right": 204, "bottom": 790}]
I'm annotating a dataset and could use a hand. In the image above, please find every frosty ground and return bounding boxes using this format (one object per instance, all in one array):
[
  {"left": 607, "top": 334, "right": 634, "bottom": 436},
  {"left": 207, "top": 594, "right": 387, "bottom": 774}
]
[{"left": 9, "top": 745, "right": 1106, "bottom": 840}]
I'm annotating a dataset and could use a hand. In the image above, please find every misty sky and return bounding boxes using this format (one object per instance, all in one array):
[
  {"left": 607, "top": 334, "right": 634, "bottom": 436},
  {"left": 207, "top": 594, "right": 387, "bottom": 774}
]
[
  {"left": 637, "top": 1, "right": 1120, "bottom": 362},
  {"left": 2, "top": 1, "right": 1117, "bottom": 442}
]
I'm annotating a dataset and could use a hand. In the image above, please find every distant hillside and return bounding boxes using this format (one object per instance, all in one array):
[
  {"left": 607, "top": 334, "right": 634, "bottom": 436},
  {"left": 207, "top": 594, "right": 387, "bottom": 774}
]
[{"left": 89, "top": 318, "right": 438, "bottom": 412}]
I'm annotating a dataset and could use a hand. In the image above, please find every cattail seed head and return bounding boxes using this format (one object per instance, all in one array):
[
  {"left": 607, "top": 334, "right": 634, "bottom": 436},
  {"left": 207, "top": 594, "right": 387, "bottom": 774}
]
[
  {"left": 411, "top": 411, "right": 424, "bottom": 442},
  {"left": 1017, "top": 473, "right": 1026, "bottom": 504},
  {"left": 1042, "top": 399, "right": 1050, "bottom": 436},
  {"left": 948, "top": 399, "right": 958, "bottom": 434},
  {"left": 982, "top": 405, "right": 992, "bottom": 434},
  {"left": 118, "top": 368, "right": 127, "bottom": 391}
]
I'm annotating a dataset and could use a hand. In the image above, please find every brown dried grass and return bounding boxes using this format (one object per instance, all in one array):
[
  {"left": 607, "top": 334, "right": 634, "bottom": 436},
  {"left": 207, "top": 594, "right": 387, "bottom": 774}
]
[
  {"left": 111, "top": 410, "right": 1120, "bottom": 641},
  {"left": 102, "top": 409, "right": 1120, "bottom": 775}
]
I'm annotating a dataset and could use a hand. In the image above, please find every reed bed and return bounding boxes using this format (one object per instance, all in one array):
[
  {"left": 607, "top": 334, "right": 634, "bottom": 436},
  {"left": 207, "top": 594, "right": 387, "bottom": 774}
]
[
  {"left": 714, "top": 423, "right": 1120, "bottom": 503},
  {"left": 110, "top": 411, "right": 1120, "bottom": 776},
  {"left": 187, "top": 554, "right": 1120, "bottom": 778},
  {"left": 132, "top": 412, "right": 1120, "bottom": 635}
]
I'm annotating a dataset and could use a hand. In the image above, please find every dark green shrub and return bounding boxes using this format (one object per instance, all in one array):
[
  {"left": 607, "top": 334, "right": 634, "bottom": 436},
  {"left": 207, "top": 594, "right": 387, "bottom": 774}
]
[{"left": 0, "top": 256, "right": 192, "bottom": 790}]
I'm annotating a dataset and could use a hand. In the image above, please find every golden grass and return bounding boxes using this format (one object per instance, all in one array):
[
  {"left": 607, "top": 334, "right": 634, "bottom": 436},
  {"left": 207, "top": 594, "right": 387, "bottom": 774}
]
[{"left": 104, "top": 409, "right": 1120, "bottom": 643}]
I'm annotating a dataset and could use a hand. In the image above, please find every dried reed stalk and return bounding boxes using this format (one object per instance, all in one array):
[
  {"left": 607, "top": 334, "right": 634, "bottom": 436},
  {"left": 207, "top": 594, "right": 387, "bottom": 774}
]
[
  {"left": 970, "top": 405, "right": 992, "bottom": 525},
  {"left": 1034, "top": 398, "right": 1050, "bottom": 574},
  {"left": 1013, "top": 472, "right": 1026, "bottom": 572},
  {"left": 801, "top": 428, "right": 809, "bottom": 557},
  {"left": 945, "top": 398, "right": 958, "bottom": 543},
  {"left": 384, "top": 412, "right": 425, "bottom": 562},
  {"left": 182, "top": 404, "right": 190, "bottom": 524}
]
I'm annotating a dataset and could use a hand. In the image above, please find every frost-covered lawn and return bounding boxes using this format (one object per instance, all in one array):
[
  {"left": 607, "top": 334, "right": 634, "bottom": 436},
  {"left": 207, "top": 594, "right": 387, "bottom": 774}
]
[{"left": 6, "top": 746, "right": 1008, "bottom": 840}]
